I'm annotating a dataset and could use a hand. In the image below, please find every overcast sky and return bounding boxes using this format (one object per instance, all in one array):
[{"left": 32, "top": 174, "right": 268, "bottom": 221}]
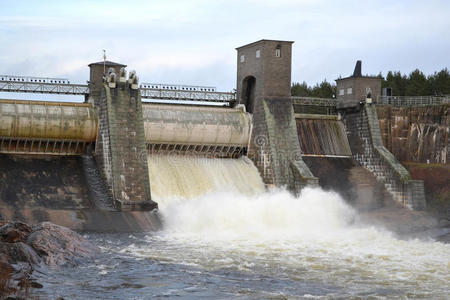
[{"left": 1, "top": 0, "right": 449, "bottom": 99}]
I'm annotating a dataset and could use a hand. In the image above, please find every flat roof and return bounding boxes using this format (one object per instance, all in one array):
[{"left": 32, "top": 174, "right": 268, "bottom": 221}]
[
  {"left": 88, "top": 60, "right": 127, "bottom": 67},
  {"left": 335, "top": 75, "right": 381, "bottom": 81},
  {"left": 236, "top": 39, "right": 294, "bottom": 50}
]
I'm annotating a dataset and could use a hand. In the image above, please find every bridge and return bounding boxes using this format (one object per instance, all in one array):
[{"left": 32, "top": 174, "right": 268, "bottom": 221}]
[{"left": 0, "top": 75, "right": 236, "bottom": 105}]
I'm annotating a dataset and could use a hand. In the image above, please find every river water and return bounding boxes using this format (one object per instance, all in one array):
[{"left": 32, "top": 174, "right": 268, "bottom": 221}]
[{"left": 36, "top": 156, "right": 450, "bottom": 299}]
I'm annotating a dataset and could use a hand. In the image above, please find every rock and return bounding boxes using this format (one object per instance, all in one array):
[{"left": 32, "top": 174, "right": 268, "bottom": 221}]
[
  {"left": 1, "top": 221, "right": 97, "bottom": 298},
  {"left": 0, "top": 242, "right": 42, "bottom": 265},
  {"left": 0, "top": 222, "right": 32, "bottom": 243},
  {"left": 0, "top": 252, "right": 13, "bottom": 272},
  {"left": 26, "top": 222, "right": 96, "bottom": 266}
]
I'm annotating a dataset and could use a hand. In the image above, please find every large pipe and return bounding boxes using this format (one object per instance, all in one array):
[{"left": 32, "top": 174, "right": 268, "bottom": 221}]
[
  {"left": 142, "top": 104, "right": 252, "bottom": 147},
  {"left": 0, "top": 100, "right": 97, "bottom": 141}
]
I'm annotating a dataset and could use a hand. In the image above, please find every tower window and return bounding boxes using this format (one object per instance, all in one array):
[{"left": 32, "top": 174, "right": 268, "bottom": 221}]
[
  {"left": 347, "top": 87, "right": 353, "bottom": 94},
  {"left": 275, "top": 47, "right": 281, "bottom": 57},
  {"left": 256, "top": 49, "right": 260, "bottom": 58},
  {"left": 339, "top": 89, "right": 344, "bottom": 96},
  {"left": 240, "top": 55, "right": 245, "bottom": 63}
]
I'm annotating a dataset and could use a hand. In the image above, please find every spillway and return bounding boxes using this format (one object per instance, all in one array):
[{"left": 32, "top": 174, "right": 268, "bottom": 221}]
[{"left": 147, "top": 155, "right": 265, "bottom": 202}]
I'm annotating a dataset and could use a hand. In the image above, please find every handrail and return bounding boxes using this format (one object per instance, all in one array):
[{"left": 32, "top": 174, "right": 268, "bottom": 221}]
[
  {"left": 377, "top": 95, "right": 450, "bottom": 106},
  {"left": 291, "top": 96, "right": 337, "bottom": 107}
]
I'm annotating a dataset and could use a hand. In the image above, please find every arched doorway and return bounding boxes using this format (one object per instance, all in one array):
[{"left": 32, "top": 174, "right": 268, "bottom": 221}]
[{"left": 241, "top": 76, "right": 256, "bottom": 114}]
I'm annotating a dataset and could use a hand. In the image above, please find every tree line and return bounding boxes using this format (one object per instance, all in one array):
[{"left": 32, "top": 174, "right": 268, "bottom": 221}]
[{"left": 291, "top": 68, "right": 450, "bottom": 98}]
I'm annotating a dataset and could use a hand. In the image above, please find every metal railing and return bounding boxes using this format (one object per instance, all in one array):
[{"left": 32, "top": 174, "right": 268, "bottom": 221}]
[
  {"left": 378, "top": 96, "right": 450, "bottom": 107},
  {"left": 0, "top": 75, "right": 89, "bottom": 95},
  {"left": 291, "top": 96, "right": 338, "bottom": 107},
  {"left": 140, "top": 85, "right": 236, "bottom": 103},
  {"left": 0, "top": 75, "right": 236, "bottom": 104}
]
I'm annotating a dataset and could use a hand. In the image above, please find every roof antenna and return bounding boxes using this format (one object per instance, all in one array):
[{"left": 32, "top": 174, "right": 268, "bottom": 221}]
[{"left": 103, "top": 50, "right": 107, "bottom": 75}]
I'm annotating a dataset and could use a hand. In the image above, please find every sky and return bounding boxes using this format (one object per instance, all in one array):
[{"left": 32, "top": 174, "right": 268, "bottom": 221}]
[{"left": 0, "top": 0, "right": 449, "bottom": 101}]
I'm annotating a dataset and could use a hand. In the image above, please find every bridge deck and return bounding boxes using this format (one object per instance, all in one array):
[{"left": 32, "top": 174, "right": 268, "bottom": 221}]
[{"left": 0, "top": 76, "right": 236, "bottom": 103}]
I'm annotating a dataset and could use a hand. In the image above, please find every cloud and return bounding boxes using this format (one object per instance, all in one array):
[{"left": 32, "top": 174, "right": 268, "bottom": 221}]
[{"left": 0, "top": 0, "right": 448, "bottom": 90}]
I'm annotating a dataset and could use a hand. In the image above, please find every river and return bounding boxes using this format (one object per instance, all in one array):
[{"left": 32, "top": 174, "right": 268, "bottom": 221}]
[{"left": 35, "top": 156, "right": 450, "bottom": 299}]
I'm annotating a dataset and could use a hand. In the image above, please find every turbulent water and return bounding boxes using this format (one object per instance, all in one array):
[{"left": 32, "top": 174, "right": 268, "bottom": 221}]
[{"left": 37, "top": 156, "right": 450, "bottom": 299}]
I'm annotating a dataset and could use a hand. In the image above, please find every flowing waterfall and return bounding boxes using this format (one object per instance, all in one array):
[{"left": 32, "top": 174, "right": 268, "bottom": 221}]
[{"left": 147, "top": 154, "right": 265, "bottom": 205}]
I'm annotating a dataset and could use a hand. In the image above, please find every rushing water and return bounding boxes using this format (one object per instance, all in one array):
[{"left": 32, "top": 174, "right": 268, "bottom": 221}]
[{"left": 36, "top": 156, "right": 450, "bottom": 299}]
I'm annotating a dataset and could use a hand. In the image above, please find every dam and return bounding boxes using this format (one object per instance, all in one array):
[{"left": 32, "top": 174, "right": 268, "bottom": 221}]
[
  {"left": 0, "top": 39, "right": 448, "bottom": 230},
  {"left": 1, "top": 39, "right": 449, "bottom": 299}
]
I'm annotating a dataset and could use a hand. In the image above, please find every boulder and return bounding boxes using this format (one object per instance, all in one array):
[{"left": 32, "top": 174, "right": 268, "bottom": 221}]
[
  {"left": 26, "top": 222, "right": 96, "bottom": 266},
  {"left": 0, "top": 222, "right": 32, "bottom": 243},
  {"left": 0, "top": 242, "right": 42, "bottom": 265},
  {"left": 0, "top": 221, "right": 97, "bottom": 298}
]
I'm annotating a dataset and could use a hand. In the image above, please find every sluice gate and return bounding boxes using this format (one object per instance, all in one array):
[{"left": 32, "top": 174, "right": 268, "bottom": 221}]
[
  {"left": 0, "top": 99, "right": 97, "bottom": 154},
  {"left": 142, "top": 104, "right": 251, "bottom": 157},
  {"left": 0, "top": 100, "right": 251, "bottom": 156}
]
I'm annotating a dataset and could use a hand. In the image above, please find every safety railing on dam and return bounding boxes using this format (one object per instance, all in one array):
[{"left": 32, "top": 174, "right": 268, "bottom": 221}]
[
  {"left": 0, "top": 75, "right": 236, "bottom": 104},
  {"left": 291, "top": 96, "right": 338, "bottom": 115},
  {"left": 378, "top": 95, "right": 450, "bottom": 107},
  {"left": 291, "top": 96, "right": 338, "bottom": 107},
  {"left": 0, "top": 75, "right": 89, "bottom": 95},
  {"left": 140, "top": 83, "right": 236, "bottom": 104}
]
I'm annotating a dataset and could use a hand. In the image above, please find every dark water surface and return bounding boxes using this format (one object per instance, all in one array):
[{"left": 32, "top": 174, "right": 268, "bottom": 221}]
[{"left": 35, "top": 233, "right": 343, "bottom": 299}]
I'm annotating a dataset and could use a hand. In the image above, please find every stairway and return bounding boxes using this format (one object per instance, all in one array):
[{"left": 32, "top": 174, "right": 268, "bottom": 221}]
[{"left": 81, "top": 154, "right": 116, "bottom": 211}]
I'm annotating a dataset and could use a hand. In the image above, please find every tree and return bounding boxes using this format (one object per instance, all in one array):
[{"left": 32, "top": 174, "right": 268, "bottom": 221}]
[
  {"left": 406, "top": 69, "right": 428, "bottom": 96},
  {"left": 291, "top": 81, "right": 310, "bottom": 96},
  {"left": 291, "top": 80, "right": 335, "bottom": 98},
  {"left": 428, "top": 68, "right": 450, "bottom": 95}
]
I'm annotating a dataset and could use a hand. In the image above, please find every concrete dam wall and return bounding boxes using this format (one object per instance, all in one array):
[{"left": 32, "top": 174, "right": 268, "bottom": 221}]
[
  {"left": 377, "top": 105, "right": 449, "bottom": 164},
  {"left": 295, "top": 115, "right": 351, "bottom": 157}
]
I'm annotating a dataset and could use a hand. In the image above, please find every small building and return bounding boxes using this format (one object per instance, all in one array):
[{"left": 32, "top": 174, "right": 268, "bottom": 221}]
[
  {"left": 335, "top": 60, "right": 381, "bottom": 109},
  {"left": 236, "top": 39, "right": 294, "bottom": 113}
]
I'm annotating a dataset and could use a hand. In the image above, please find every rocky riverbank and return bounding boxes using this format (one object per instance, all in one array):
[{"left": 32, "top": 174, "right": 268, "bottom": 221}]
[{"left": 0, "top": 220, "right": 97, "bottom": 299}]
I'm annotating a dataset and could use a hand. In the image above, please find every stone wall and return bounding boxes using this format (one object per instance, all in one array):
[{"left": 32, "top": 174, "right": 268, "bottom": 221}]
[
  {"left": 94, "top": 82, "right": 156, "bottom": 211},
  {"left": 377, "top": 105, "right": 449, "bottom": 164},
  {"left": 248, "top": 96, "right": 317, "bottom": 191},
  {"left": 343, "top": 104, "right": 426, "bottom": 210}
]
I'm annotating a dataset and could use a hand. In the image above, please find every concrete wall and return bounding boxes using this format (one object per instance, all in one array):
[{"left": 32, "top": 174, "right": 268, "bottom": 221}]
[
  {"left": 377, "top": 105, "right": 449, "bottom": 164},
  {"left": 295, "top": 116, "right": 351, "bottom": 157},
  {"left": 0, "top": 154, "right": 160, "bottom": 231}
]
